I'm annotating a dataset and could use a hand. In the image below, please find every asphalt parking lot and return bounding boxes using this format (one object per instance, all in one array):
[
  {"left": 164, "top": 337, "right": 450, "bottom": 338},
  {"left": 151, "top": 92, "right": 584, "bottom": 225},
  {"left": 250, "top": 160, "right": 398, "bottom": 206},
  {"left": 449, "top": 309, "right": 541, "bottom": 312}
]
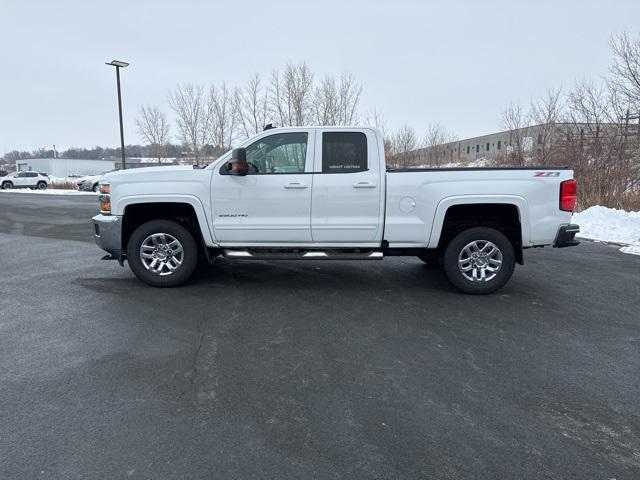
[{"left": 1, "top": 192, "right": 639, "bottom": 479}]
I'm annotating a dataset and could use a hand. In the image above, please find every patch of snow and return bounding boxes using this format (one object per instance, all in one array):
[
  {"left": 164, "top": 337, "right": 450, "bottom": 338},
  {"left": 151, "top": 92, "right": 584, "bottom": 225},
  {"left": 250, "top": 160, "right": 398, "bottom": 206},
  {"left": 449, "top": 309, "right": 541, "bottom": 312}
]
[
  {"left": 572, "top": 206, "right": 640, "bottom": 256},
  {"left": 412, "top": 158, "right": 491, "bottom": 169},
  {"left": 620, "top": 244, "right": 640, "bottom": 256},
  {"left": 0, "top": 188, "right": 97, "bottom": 196}
]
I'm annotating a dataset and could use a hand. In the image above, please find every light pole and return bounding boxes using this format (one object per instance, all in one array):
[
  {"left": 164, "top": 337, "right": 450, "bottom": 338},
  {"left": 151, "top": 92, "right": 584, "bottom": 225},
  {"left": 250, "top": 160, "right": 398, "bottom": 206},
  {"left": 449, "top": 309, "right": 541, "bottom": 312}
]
[{"left": 106, "top": 60, "right": 129, "bottom": 169}]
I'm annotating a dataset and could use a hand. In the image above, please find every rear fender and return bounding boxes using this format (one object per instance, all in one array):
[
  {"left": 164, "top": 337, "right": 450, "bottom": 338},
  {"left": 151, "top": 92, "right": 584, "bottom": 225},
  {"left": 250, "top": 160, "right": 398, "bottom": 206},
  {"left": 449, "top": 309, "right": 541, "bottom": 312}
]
[{"left": 428, "top": 195, "right": 529, "bottom": 248}]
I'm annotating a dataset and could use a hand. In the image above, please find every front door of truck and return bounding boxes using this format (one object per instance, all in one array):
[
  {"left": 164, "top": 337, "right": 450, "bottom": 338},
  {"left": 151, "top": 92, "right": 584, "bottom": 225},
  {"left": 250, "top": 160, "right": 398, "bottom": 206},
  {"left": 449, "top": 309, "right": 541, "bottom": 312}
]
[
  {"left": 311, "top": 130, "right": 383, "bottom": 243},
  {"left": 211, "top": 131, "right": 314, "bottom": 244}
]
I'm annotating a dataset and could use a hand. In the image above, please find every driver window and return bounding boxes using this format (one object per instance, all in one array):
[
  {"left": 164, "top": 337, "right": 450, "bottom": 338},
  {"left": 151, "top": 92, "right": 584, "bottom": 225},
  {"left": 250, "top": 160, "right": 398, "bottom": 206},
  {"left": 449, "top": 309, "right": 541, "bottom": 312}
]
[{"left": 244, "top": 132, "right": 308, "bottom": 174}]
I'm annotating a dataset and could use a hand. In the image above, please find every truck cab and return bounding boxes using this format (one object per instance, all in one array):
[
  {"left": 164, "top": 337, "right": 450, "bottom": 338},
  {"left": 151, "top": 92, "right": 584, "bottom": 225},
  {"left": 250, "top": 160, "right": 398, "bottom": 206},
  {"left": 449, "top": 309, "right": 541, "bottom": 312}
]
[{"left": 211, "top": 127, "right": 384, "bottom": 246}]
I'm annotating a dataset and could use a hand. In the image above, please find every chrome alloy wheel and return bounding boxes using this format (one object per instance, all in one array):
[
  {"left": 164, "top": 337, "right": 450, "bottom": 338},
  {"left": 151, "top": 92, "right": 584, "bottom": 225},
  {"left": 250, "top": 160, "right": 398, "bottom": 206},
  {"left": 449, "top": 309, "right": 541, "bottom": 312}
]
[
  {"left": 139, "top": 233, "right": 184, "bottom": 276},
  {"left": 457, "top": 240, "right": 503, "bottom": 282}
]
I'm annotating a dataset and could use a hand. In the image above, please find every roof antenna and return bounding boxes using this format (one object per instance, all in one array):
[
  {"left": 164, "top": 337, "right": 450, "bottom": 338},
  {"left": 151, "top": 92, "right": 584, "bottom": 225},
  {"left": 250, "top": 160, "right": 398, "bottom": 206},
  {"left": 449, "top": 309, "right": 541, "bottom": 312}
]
[{"left": 263, "top": 123, "right": 275, "bottom": 131}]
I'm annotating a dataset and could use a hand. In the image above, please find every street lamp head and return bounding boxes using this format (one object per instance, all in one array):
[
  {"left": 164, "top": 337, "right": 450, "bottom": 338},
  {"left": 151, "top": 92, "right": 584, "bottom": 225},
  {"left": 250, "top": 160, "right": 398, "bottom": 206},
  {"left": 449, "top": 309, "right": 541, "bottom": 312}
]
[{"left": 106, "top": 60, "right": 129, "bottom": 68}]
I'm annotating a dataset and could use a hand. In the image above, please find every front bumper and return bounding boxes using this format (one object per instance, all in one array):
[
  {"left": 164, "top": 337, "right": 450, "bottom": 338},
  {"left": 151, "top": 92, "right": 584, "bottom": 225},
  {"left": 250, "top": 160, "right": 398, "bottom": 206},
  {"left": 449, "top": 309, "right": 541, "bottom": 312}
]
[
  {"left": 554, "top": 224, "right": 580, "bottom": 248},
  {"left": 92, "top": 214, "right": 123, "bottom": 255}
]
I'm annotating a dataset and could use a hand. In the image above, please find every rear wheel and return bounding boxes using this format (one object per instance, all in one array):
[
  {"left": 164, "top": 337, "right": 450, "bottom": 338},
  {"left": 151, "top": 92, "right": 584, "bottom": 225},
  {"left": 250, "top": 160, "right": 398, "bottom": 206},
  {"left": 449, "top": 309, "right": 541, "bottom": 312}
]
[
  {"left": 442, "top": 227, "right": 515, "bottom": 294},
  {"left": 93, "top": 183, "right": 99, "bottom": 192},
  {"left": 127, "top": 220, "right": 198, "bottom": 287},
  {"left": 37, "top": 182, "right": 47, "bottom": 190}
]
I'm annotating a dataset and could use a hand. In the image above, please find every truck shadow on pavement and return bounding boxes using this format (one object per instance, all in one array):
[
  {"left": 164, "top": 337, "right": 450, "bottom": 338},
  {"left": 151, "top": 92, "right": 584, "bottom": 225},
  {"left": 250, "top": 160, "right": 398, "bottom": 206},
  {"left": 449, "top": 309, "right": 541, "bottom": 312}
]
[{"left": 76, "top": 257, "right": 529, "bottom": 303}]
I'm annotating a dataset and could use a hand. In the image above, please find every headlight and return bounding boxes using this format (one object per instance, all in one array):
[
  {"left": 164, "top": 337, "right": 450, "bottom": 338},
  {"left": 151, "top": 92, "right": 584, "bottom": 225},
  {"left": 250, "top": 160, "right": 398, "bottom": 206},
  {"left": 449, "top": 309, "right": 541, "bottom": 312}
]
[{"left": 99, "top": 183, "right": 111, "bottom": 214}]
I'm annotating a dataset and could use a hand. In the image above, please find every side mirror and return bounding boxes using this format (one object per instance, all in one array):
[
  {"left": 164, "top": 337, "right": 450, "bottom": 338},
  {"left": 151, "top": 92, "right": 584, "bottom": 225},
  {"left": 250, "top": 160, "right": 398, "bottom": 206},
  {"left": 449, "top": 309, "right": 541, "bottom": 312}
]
[{"left": 227, "top": 148, "right": 248, "bottom": 176}]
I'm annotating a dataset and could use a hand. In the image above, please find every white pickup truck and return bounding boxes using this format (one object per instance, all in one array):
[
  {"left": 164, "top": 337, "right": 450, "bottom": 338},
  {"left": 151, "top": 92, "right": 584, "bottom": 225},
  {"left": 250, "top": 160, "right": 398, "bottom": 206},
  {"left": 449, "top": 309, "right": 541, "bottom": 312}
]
[{"left": 92, "top": 126, "right": 579, "bottom": 294}]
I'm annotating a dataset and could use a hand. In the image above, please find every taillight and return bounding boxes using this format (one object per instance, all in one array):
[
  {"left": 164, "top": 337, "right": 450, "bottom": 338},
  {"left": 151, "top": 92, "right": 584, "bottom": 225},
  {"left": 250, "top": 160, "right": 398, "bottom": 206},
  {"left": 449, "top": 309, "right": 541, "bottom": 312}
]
[{"left": 560, "top": 179, "right": 577, "bottom": 212}]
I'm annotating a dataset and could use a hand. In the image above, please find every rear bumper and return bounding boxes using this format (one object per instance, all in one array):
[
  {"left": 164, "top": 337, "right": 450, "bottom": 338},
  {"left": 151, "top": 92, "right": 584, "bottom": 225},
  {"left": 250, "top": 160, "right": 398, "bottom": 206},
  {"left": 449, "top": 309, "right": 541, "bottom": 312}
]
[
  {"left": 92, "top": 214, "right": 122, "bottom": 255},
  {"left": 554, "top": 224, "right": 580, "bottom": 248}
]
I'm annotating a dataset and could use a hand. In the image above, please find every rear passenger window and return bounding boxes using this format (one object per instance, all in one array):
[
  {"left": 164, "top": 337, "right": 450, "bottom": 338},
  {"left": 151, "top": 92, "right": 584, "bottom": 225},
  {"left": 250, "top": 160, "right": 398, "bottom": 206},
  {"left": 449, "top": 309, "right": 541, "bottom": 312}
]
[{"left": 322, "top": 132, "right": 367, "bottom": 173}]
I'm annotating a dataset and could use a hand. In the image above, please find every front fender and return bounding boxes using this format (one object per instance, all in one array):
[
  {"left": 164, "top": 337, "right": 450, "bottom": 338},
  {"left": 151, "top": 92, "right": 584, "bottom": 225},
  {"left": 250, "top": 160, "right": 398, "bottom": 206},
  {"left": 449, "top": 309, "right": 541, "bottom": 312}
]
[{"left": 116, "top": 194, "right": 216, "bottom": 246}]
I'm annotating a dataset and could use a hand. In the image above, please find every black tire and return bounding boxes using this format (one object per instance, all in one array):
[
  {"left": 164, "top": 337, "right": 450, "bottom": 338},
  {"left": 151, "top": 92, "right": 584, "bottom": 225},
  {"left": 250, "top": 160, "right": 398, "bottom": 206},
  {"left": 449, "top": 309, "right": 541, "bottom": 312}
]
[
  {"left": 127, "top": 219, "right": 199, "bottom": 287},
  {"left": 37, "top": 182, "right": 47, "bottom": 190},
  {"left": 93, "top": 183, "right": 99, "bottom": 192},
  {"left": 442, "top": 227, "right": 515, "bottom": 294},
  {"left": 2, "top": 182, "right": 12, "bottom": 190}
]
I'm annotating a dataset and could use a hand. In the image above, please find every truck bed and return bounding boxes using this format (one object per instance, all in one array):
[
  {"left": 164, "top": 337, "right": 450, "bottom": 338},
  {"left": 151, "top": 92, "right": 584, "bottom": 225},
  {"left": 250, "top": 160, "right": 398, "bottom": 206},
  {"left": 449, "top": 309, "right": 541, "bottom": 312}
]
[{"left": 383, "top": 167, "right": 574, "bottom": 248}]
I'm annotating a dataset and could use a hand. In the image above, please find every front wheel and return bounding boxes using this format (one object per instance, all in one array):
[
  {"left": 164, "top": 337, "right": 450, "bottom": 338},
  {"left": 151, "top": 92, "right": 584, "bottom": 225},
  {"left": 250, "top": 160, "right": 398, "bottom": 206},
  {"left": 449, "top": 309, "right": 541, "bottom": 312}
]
[
  {"left": 442, "top": 227, "right": 515, "bottom": 294},
  {"left": 37, "top": 182, "right": 47, "bottom": 190},
  {"left": 2, "top": 182, "right": 12, "bottom": 190},
  {"left": 127, "top": 220, "right": 199, "bottom": 287}
]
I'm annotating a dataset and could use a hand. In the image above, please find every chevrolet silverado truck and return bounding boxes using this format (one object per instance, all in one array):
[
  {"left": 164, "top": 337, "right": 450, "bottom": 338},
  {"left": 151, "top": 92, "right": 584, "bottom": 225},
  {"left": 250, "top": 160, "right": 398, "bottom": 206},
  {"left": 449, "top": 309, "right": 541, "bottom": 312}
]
[{"left": 92, "top": 126, "right": 579, "bottom": 294}]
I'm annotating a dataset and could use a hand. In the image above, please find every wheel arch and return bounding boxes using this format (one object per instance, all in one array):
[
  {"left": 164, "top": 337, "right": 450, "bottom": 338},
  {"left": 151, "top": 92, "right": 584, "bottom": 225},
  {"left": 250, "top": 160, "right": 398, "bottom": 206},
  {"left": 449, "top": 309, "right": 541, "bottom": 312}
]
[
  {"left": 120, "top": 196, "right": 215, "bottom": 253},
  {"left": 428, "top": 196, "right": 529, "bottom": 264}
]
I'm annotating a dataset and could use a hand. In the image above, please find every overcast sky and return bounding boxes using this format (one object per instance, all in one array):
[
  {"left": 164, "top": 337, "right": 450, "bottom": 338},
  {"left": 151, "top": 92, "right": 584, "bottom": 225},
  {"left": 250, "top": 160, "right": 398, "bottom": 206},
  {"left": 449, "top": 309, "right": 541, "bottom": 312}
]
[{"left": 1, "top": 0, "right": 639, "bottom": 155}]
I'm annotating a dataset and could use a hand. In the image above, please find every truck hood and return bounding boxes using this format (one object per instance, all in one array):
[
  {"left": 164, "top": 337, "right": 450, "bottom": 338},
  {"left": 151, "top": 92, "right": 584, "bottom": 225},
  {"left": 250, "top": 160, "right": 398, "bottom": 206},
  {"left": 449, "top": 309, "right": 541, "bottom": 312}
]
[
  {"left": 103, "top": 165, "right": 195, "bottom": 180},
  {"left": 102, "top": 165, "right": 208, "bottom": 184},
  {"left": 101, "top": 166, "right": 213, "bottom": 198}
]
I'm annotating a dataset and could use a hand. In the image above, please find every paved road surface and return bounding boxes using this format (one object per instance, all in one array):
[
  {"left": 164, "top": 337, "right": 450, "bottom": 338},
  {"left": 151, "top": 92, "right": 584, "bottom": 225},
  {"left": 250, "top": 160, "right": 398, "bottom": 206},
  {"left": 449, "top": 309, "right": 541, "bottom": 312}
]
[{"left": 1, "top": 192, "right": 639, "bottom": 479}]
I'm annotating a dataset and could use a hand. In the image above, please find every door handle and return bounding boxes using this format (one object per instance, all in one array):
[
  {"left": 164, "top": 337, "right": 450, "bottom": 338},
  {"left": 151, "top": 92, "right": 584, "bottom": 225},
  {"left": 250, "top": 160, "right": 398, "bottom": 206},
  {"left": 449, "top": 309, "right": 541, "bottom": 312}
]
[
  {"left": 284, "top": 182, "right": 308, "bottom": 189},
  {"left": 353, "top": 181, "right": 376, "bottom": 188}
]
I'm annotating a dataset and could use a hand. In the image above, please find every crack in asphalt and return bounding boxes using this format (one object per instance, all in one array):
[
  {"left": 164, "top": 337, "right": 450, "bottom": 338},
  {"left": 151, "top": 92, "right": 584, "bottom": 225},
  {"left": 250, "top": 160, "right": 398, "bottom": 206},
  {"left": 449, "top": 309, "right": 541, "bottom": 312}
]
[{"left": 180, "top": 317, "right": 207, "bottom": 399}]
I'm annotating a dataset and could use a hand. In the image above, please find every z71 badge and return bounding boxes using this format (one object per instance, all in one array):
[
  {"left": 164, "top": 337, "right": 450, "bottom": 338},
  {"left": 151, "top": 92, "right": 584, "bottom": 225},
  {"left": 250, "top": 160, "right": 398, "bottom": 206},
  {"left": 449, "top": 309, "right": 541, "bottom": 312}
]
[{"left": 534, "top": 171, "right": 560, "bottom": 177}]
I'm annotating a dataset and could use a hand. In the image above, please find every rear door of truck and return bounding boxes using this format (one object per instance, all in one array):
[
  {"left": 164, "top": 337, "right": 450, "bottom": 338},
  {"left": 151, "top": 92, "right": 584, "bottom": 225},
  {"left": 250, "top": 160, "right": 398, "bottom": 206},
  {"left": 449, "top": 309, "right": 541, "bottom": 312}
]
[{"left": 310, "top": 129, "right": 384, "bottom": 244}]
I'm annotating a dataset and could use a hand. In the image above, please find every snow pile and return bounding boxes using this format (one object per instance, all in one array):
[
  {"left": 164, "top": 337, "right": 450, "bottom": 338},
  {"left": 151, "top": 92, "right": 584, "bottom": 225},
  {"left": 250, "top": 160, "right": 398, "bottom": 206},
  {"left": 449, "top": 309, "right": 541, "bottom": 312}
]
[
  {"left": 573, "top": 206, "right": 640, "bottom": 256},
  {"left": 412, "top": 158, "right": 491, "bottom": 169},
  {"left": 0, "top": 188, "right": 97, "bottom": 196}
]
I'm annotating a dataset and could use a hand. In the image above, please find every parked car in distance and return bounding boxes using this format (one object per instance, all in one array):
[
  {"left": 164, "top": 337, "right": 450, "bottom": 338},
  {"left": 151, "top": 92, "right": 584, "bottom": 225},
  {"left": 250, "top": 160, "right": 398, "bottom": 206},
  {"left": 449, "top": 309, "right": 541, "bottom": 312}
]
[
  {"left": 93, "top": 126, "right": 580, "bottom": 294},
  {"left": 76, "top": 175, "right": 102, "bottom": 192},
  {"left": 1, "top": 171, "right": 49, "bottom": 190}
]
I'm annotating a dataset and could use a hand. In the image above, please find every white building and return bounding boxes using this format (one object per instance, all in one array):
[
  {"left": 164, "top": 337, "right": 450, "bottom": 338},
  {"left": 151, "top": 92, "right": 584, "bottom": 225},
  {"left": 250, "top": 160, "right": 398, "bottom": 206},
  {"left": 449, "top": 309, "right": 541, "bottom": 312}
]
[{"left": 15, "top": 158, "right": 116, "bottom": 178}]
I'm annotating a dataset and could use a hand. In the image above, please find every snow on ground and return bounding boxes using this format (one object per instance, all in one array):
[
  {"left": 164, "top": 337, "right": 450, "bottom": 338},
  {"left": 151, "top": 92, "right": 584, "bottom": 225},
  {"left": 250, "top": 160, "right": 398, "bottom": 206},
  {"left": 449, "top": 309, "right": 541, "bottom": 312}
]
[
  {"left": 573, "top": 206, "right": 640, "bottom": 256},
  {"left": 0, "top": 188, "right": 97, "bottom": 196}
]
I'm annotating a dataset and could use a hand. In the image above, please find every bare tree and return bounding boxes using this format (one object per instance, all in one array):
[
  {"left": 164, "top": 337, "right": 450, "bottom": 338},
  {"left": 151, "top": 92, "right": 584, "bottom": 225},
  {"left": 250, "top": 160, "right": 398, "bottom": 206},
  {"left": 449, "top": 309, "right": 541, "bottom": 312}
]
[
  {"left": 363, "top": 108, "right": 393, "bottom": 162},
  {"left": 363, "top": 108, "right": 387, "bottom": 133},
  {"left": 423, "top": 123, "right": 457, "bottom": 166},
  {"left": 269, "top": 62, "right": 314, "bottom": 126},
  {"left": 136, "top": 106, "right": 170, "bottom": 164},
  {"left": 389, "top": 125, "right": 418, "bottom": 168},
  {"left": 312, "top": 76, "right": 339, "bottom": 125},
  {"left": 234, "top": 73, "right": 270, "bottom": 139},
  {"left": 561, "top": 79, "right": 639, "bottom": 208},
  {"left": 168, "top": 84, "right": 210, "bottom": 166},
  {"left": 336, "top": 72, "right": 363, "bottom": 125},
  {"left": 501, "top": 101, "right": 532, "bottom": 165},
  {"left": 208, "top": 83, "right": 236, "bottom": 155},
  {"left": 530, "top": 88, "right": 563, "bottom": 165},
  {"left": 312, "top": 72, "right": 362, "bottom": 126},
  {"left": 609, "top": 32, "right": 640, "bottom": 110}
]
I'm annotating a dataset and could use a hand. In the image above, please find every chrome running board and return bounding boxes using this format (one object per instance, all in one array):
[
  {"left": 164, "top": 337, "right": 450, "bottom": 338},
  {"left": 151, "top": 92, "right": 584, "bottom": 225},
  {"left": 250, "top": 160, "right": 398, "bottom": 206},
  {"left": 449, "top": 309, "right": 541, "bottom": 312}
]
[{"left": 222, "top": 249, "right": 384, "bottom": 260}]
